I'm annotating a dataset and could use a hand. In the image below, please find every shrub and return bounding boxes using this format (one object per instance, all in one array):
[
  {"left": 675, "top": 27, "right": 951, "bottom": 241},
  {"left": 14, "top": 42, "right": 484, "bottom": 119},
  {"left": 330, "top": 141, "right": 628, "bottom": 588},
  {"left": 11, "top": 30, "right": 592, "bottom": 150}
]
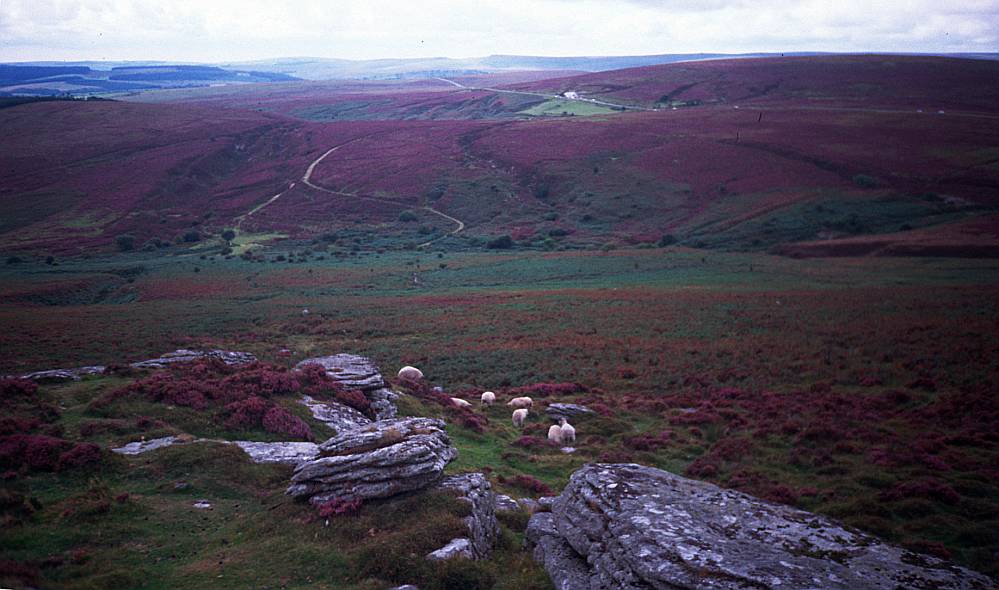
[
  {"left": 512, "top": 436, "right": 546, "bottom": 449},
  {"left": 0, "top": 435, "right": 71, "bottom": 471},
  {"left": 261, "top": 406, "right": 313, "bottom": 440},
  {"left": 334, "top": 389, "right": 372, "bottom": 417},
  {"left": 182, "top": 230, "right": 201, "bottom": 243},
  {"left": 398, "top": 210, "right": 418, "bottom": 222},
  {"left": 0, "top": 378, "right": 37, "bottom": 399},
  {"left": 658, "top": 234, "right": 677, "bottom": 247},
  {"left": 316, "top": 497, "right": 362, "bottom": 518},
  {"left": 486, "top": 235, "right": 514, "bottom": 249},
  {"left": 880, "top": 478, "right": 961, "bottom": 505},
  {"left": 223, "top": 396, "right": 270, "bottom": 430},
  {"left": 57, "top": 443, "right": 102, "bottom": 470},
  {"left": 498, "top": 474, "right": 552, "bottom": 495},
  {"left": 852, "top": 174, "right": 878, "bottom": 188},
  {"left": 506, "top": 382, "right": 584, "bottom": 398},
  {"left": 114, "top": 234, "right": 136, "bottom": 251}
]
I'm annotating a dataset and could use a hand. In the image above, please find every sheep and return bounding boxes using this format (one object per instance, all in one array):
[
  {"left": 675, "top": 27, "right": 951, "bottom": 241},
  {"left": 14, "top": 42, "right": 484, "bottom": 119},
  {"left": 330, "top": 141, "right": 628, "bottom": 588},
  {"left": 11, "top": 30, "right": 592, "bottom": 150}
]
[
  {"left": 450, "top": 397, "right": 472, "bottom": 409},
  {"left": 480, "top": 391, "right": 496, "bottom": 405},
  {"left": 397, "top": 366, "right": 424, "bottom": 381},
  {"left": 559, "top": 418, "right": 576, "bottom": 444},
  {"left": 548, "top": 424, "right": 564, "bottom": 444},
  {"left": 506, "top": 396, "right": 533, "bottom": 409},
  {"left": 512, "top": 408, "right": 528, "bottom": 428}
]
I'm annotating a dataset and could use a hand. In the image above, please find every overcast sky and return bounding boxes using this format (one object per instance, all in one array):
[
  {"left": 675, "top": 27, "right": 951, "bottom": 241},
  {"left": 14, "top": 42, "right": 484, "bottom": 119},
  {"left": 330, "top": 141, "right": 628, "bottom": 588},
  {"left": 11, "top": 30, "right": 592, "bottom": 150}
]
[{"left": 1, "top": 0, "right": 997, "bottom": 62}]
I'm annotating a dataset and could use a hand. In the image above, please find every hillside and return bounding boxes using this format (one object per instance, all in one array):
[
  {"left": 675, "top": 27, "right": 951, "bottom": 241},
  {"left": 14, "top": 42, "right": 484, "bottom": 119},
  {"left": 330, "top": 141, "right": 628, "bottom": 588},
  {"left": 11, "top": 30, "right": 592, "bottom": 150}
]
[{"left": 2, "top": 56, "right": 997, "bottom": 258}]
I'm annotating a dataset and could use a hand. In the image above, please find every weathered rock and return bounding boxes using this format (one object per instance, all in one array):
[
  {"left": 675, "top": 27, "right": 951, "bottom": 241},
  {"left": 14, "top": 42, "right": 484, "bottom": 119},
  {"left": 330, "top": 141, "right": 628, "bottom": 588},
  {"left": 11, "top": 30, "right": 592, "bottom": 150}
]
[
  {"left": 545, "top": 403, "right": 595, "bottom": 421},
  {"left": 130, "top": 349, "right": 257, "bottom": 369},
  {"left": 299, "top": 395, "right": 371, "bottom": 433},
  {"left": 287, "top": 417, "right": 456, "bottom": 504},
  {"left": 19, "top": 366, "right": 105, "bottom": 383},
  {"left": 517, "top": 497, "right": 542, "bottom": 514},
  {"left": 296, "top": 354, "right": 385, "bottom": 390},
  {"left": 527, "top": 463, "right": 995, "bottom": 590},
  {"left": 111, "top": 436, "right": 180, "bottom": 455},
  {"left": 296, "top": 354, "right": 398, "bottom": 420},
  {"left": 526, "top": 512, "right": 591, "bottom": 590},
  {"left": 368, "top": 387, "right": 399, "bottom": 420},
  {"left": 495, "top": 493, "right": 520, "bottom": 512},
  {"left": 438, "top": 473, "right": 499, "bottom": 559},
  {"left": 427, "top": 537, "right": 473, "bottom": 560},
  {"left": 536, "top": 496, "right": 555, "bottom": 511},
  {"left": 233, "top": 441, "right": 319, "bottom": 465}
]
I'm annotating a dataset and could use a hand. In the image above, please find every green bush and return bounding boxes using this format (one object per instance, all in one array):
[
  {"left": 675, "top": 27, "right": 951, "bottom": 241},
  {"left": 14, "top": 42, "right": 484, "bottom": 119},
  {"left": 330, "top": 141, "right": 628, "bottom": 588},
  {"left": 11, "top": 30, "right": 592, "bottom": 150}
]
[{"left": 399, "top": 211, "right": 418, "bottom": 223}]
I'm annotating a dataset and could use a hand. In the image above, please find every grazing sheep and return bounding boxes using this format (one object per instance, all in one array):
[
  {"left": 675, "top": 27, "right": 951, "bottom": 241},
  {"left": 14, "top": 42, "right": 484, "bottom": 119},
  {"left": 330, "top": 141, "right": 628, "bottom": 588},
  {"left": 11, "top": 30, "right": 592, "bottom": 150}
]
[
  {"left": 512, "top": 408, "right": 528, "bottom": 428},
  {"left": 548, "top": 424, "right": 564, "bottom": 444},
  {"left": 481, "top": 391, "right": 496, "bottom": 405},
  {"left": 398, "top": 366, "right": 424, "bottom": 381},
  {"left": 451, "top": 397, "right": 472, "bottom": 409},
  {"left": 559, "top": 418, "right": 576, "bottom": 444},
  {"left": 507, "top": 396, "right": 534, "bottom": 409}
]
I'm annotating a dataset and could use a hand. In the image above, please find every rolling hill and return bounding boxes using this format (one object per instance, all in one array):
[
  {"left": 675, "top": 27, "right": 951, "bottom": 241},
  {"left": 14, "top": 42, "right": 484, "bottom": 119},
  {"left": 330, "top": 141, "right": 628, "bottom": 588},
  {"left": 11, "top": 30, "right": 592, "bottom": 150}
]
[{"left": 1, "top": 55, "right": 997, "bottom": 257}]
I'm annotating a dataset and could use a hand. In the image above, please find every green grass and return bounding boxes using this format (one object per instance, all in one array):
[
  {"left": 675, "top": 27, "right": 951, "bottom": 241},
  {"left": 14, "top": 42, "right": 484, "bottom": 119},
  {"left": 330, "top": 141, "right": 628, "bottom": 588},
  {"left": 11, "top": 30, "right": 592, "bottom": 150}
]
[{"left": 519, "top": 99, "right": 618, "bottom": 117}]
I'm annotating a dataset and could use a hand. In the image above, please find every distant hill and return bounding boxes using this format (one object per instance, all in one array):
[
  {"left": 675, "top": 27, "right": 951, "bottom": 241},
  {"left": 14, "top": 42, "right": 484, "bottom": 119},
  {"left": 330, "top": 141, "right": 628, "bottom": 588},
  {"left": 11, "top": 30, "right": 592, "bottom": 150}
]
[{"left": 0, "top": 64, "right": 299, "bottom": 97}]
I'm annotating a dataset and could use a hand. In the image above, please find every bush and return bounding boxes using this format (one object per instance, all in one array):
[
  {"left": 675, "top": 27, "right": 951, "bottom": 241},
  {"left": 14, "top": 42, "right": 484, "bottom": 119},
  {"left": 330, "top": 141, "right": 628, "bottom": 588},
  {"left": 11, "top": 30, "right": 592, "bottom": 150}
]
[
  {"left": 487, "top": 235, "right": 514, "bottom": 249},
  {"left": 114, "top": 234, "right": 136, "bottom": 251},
  {"left": 853, "top": 174, "right": 878, "bottom": 188},
  {"left": 261, "top": 406, "right": 313, "bottom": 440},
  {"left": 221, "top": 229, "right": 236, "bottom": 242},
  {"left": 398, "top": 210, "right": 418, "bottom": 222},
  {"left": 0, "top": 378, "right": 38, "bottom": 398},
  {"left": 0, "top": 435, "right": 71, "bottom": 471},
  {"left": 658, "top": 234, "right": 677, "bottom": 247},
  {"left": 57, "top": 443, "right": 102, "bottom": 470},
  {"left": 182, "top": 230, "right": 201, "bottom": 243},
  {"left": 316, "top": 497, "right": 362, "bottom": 518}
]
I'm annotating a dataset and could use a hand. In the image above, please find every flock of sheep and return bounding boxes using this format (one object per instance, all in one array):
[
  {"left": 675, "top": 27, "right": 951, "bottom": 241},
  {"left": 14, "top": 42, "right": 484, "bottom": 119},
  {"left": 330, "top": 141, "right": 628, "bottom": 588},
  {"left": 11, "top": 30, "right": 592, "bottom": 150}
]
[{"left": 397, "top": 366, "right": 577, "bottom": 445}]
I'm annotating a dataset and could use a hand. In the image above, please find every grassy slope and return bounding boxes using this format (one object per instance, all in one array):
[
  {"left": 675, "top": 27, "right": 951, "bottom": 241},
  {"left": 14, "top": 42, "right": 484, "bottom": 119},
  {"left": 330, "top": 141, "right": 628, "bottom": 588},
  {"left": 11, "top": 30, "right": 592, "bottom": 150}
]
[{"left": 2, "top": 246, "right": 998, "bottom": 586}]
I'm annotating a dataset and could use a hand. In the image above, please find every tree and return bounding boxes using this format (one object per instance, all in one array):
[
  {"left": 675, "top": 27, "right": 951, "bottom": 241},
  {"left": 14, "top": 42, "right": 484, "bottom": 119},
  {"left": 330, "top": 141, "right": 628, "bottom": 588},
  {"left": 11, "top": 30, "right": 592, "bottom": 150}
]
[
  {"left": 182, "top": 230, "right": 201, "bottom": 243},
  {"left": 221, "top": 229, "right": 236, "bottom": 243},
  {"left": 115, "top": 234, "right": 136, "bottom": 252}
]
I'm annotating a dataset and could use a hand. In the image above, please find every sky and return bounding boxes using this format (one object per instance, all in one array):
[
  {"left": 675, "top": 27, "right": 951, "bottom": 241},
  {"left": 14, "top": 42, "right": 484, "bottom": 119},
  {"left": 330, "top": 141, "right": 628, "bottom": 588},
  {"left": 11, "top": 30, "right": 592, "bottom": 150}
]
[{"left": 1, "top": 0, "right": 997, "bottom": 63}]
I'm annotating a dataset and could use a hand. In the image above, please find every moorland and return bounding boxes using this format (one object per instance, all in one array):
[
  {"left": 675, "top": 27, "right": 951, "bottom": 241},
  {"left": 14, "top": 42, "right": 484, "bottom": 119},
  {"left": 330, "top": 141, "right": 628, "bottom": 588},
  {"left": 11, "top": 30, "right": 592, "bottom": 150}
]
[{"left": 1, "top": 54, "right": 998, "bottom": 589}]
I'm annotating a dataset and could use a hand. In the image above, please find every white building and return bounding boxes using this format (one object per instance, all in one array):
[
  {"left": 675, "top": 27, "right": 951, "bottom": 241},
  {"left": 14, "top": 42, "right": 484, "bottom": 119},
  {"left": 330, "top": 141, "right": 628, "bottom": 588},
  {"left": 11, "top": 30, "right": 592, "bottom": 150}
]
[{"left": 563, "top": 91, "right": 580, "bottom": 100}]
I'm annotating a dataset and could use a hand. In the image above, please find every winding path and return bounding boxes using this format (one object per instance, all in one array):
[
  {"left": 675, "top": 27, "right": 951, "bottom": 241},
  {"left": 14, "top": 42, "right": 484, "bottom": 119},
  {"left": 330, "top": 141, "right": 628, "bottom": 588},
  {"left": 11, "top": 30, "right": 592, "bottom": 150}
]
[{"left": 301, "top": 137, "right": 466, "bottom": 248}]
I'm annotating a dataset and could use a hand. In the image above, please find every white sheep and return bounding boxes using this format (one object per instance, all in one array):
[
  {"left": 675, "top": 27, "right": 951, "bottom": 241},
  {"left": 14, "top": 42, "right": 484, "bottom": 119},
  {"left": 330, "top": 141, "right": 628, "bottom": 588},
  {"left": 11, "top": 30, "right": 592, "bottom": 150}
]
[
  {"left": 548, "top": 424, "right": 564, "bottom": 444},
  {"left": 480, "top": 391, "right": 496, "bottom": 405},
  {"left": 512, "top": 408, "right": 528, "bottom": 428},
  {"left": 397, "top": 366, "right": 424, "bottom": 381},
  {"left": 506, "top": 396, "right": 533, "bottom": 409},
  {"left": 450, "top": 397, "right": 472, "bottom": 409},
  {"left": 559, "top": 418, "right": 576, "bottom": 444}
]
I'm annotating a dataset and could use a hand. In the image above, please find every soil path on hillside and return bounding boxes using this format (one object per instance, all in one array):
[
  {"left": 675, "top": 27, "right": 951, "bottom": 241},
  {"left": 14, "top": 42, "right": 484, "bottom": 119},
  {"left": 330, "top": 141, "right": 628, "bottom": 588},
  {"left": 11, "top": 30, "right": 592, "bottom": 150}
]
[{"left": 301, "top": 137, "right": 466, "bottom": 248}]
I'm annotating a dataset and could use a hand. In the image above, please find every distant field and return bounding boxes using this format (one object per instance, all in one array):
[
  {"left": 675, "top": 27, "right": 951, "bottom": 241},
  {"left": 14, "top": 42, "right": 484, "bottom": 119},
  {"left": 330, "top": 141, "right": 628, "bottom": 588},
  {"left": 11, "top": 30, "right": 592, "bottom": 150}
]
[{"left": 518, "top": 98, "right": 617, "bottom": 117}]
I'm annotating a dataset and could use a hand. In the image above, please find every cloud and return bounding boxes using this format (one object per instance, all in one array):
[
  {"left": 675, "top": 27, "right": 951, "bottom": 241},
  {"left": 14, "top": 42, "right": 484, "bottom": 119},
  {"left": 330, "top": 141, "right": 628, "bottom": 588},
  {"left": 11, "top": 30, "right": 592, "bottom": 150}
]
[{"left": 0, "top": 0, "right": 996, "bottom": 62}]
